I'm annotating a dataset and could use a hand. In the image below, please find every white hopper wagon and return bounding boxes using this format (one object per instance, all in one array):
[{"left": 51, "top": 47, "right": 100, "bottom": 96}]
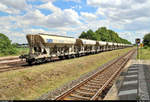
[
  {"left": 20, "top": 33, "right": 133, "bottom": 65},
  {"left": 25, "top": 33, "right": 77, "bottom": 64},
  {"left": 80, "top": 39, "right": 96, "bottom": 45},
  {"left": 80, "top": 39, "right": 97, "bottom": 53}
]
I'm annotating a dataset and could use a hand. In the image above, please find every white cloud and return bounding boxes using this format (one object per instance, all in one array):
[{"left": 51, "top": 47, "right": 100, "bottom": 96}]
[
  {"left": 28, "top": 2, "right": 80, "bottom": 28},
  {"left": 80, "top": 12, "right": 97, "bottom": 21},
  {"left": 87, "top": 0, "right": 150, "bottom": 32},
  {"left": 39, "top": 2, "right": 61, "bottom": 12},
  {"left": 119, "top": 31, "right": 148, "bottom": 44},
  {"left": 1, "top": 0, "right": 150, "bottom": 44},
  {"left": 0, "top": 3, "right": 20, "bottom": 14},
  {"left": 1, "top": 0, "right": 27, "bottom": 10},
  {"left": 0, "top": 1, "right": 82, "bottom": 43},
  {"left": 0, "top": 0, "right": 28, "bottom": 14},
  {"left": 16, "top": 8, "right": 81, "bottom": 28},
  {"left": 46, "top": 9, "right": 81, "bottom": 27}
]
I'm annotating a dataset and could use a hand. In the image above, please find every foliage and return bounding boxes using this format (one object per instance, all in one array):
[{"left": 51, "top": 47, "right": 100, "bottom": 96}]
[
  {"left": 140, "top": 47, "right": 150, "bottom": 60},
  {"left": 143, "top": 33, "right": 150, "bottom": 47},
  {"left": 143, "top": 45, "right": 148, "bottom": 49},
  {"left": 79, "top": 29, "right": 98, "bottom": 40},
  {"left": 79, "top": 27, "right": 131, "bottom": 44},
  {"left": 0, "top": 33, "right": 18, "bottom": 56}
]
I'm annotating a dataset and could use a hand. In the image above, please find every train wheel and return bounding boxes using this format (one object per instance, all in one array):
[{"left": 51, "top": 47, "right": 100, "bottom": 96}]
[
  {"left": 72, "top": 55, "right": 76, "bottom": 58},
  {"left": 75, "top": 54, "right": 79, "bottom": 57},
  {"left": 28, "top": 61, "right": 32, "bottom": 65},
  {"left": 67, "top": 55, "right": 71, "bottom": 59},
  {"left": 59, "top": 56, "right": 64, "bottom": 60}
]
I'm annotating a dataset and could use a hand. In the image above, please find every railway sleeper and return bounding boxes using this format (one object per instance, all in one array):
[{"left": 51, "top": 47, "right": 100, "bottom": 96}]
[
  {"left": 77, "top": 88, "right": 97, "bottom": 94},
  {"left": 86, "top": 82, "right": 102, "bottom": 87},
  {"left": 105, "top": 73, "right": 115, "bottom": 77},
  {"left": 94, "top": 76, "right": 106, "bottom": 80},
  {"left": 63, "top": 96, "right": 81, "bottom": 100},
  {"left": 73, "top": 92, "right": 93, "bottom": 98},
  {"left": 96, "top": 75, "right": 110, "bottom": 79},
  {"left": 79, "top": 87, "right": 98, "bottom": 93},
  {"left": 96, "top": 74, "right": 106, "bottom": 77},
  {"left": 92, "top": 79, "right": 104, "bottom": 82},
  {"left": 70, "top": 93, "right": 90, "bottom": 100},
  {"left": 75, "top": 89, "right": 95, "bottom": 96},
  {"left": 89, "top": 80, "right": 102, "bottom": 84},
  {"left": 103, "top": 74, "right": 113, "bottom": 78},
  {"left": 83, "top": 84, "right": 100, "bottom": 89},
  {"left": 94, "top": 78, "right": 105, "bottom": 81}
]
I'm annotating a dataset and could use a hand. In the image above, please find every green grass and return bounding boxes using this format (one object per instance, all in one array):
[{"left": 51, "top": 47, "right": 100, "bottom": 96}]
[
  {"left": 0, "top": 47, "right": 133, "bottom": 100},
  {"left": 0, "top": 48, "right": 29, "bottom": 57},
  {"left": 15, "top": 48, "right": 29, "bottom": 56},
  {"left": 139, "top": 47, "right": 150, "bottom": 60}
]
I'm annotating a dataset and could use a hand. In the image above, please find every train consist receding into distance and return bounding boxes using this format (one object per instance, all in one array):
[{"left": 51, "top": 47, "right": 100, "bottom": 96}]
[{"left": 19, "top": 33, "right": 133, "bottom": 64}]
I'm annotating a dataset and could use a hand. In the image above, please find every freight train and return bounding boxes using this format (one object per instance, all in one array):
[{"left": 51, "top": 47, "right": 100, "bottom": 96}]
[{"left": 19, "top": 33, "right": 133, "bottom": 64}]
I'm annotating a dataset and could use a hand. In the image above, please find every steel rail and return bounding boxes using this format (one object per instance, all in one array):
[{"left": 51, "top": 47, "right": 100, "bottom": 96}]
[{"left": 55, "top": 49, "right": 135, "bottom": 100}]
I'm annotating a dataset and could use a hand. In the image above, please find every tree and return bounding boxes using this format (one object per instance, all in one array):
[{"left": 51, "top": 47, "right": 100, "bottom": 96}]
[
  {"left": 79, "top": 29, "right": 98, "bottom": 40},
  {"left": 143, "top": 33, "right": 150, "bottom": 47},
  {"left": 0, "top": 33, "right": 17, "bottom": 55},
  {"left": 79, "top": 27, "right": 131, "bottom": 44}
]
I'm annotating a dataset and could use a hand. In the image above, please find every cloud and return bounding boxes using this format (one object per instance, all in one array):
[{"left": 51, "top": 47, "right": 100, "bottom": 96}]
[
  {"left": 0, "top": 1, "right": 82, "bottom": 43},
  {"left": 46, "top": 9, "right": 81, "bottom": 27},
  {"left": 0, "top": 3, "right": 20, "bottom": 14},
  {"left": 1, "top": 0, "right": 27, "bottom": 10},
  {"left": 30, "top": 2, "right": 81, "bottom": 28},
  {"left": 88, "top": 0, "right": 150, "bottom": 32},
  {"left": 0, "top": 0, "right": 28, "bottom": 14},
  {"left": 119, "top": 31, "right": 148, "bottom": 44},
  {"left": 1, "top": 0, "right": 150, "bottom": 44},
  {"left": 39, "top": 2, "right": 61, "bottom": 12},
  {"left": 13, "top": 1, "right": 81, "bottom": 29},
  {"left": 80, "top": 12, "right": 97, "bottom": 21},
  {"left": 64, "top": 0, "right": 81, "bottom": 3}
]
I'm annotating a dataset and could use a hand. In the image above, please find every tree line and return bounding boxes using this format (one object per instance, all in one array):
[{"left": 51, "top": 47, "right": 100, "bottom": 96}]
[{"left": 79, "top": 27, "right": 131, "bottom": 44}]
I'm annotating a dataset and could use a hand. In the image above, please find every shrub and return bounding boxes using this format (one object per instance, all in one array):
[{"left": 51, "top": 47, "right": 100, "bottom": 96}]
[
  {"left": 0, "top": 33, "right": 18, "bottom": 56},
  {"left": 143, "top": 33, "right": 150, "bottom": 47}
]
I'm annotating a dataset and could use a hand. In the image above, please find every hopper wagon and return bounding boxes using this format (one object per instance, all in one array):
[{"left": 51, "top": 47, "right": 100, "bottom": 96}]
[{"left": 20, "top": 33, "right": 133, "bottom": 64}]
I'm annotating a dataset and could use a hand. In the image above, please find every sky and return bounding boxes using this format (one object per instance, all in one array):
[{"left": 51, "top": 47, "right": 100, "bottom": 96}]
[{"left": 0, "top": 0, "right": 150, "bottom": 44}]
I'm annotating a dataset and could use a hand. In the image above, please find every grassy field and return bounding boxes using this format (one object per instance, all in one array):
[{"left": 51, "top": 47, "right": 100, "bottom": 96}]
[
  {"left": 0, "top": 48, "right": 29, "bottom": 57},
  {"left": 0, "top": 47, "right": 133, "bottom": 100},
  {"left": 15, "top": 48, "right": 29, "bottom": 56},
  {"left": 139, "top": 47, "right": 150, "bottom": 60}
]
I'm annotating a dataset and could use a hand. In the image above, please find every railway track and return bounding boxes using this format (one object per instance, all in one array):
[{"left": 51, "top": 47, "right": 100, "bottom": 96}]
[
  {"left": 55, "top": 49, "right": 135, "bottom": 100},
  {"left": 0, "top": 56, "right": 63, "bottom": 73},
  {"left": 0, "top": 49, "right": 134, "bottom": 74},
  {"left": 0, "top": 56, "right": 19, "bottom": 61},
  {"left": 0, "top": 57, "right": 26, "bottom": 73}
]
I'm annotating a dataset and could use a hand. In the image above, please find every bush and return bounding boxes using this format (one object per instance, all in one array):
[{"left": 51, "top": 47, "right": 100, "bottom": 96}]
[
  {"left": 0, "top": 33, "right": 18, "bottom": 56},
  {"left": 143, "top": 33, "right": 150, "bottom": 47},
  {"left": 144, "top": 46, "right": 148, "bottom": 49}
]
